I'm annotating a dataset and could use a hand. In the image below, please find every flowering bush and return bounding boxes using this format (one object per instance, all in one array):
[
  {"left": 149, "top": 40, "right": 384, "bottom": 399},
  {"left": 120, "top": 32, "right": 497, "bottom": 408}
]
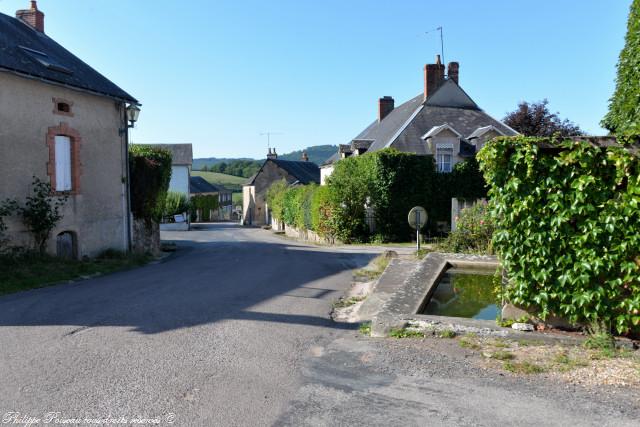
[{"left": 440, "top": 201, "right": 494, "bottom": 254}]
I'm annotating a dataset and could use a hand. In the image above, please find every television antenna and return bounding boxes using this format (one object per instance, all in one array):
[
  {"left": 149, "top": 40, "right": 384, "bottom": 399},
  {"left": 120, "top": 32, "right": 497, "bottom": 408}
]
[
  {"left": 425, "top": 26, "right": 445, "bottom": 69},
  {"left": 260, "top": 131, "right": 283, "bottom": 150}
]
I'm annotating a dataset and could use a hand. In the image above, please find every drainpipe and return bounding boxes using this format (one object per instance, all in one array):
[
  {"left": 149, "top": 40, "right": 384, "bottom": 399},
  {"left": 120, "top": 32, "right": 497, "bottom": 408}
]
[{"left": 123, "top": 103, "right": 133, "bottom": 252}]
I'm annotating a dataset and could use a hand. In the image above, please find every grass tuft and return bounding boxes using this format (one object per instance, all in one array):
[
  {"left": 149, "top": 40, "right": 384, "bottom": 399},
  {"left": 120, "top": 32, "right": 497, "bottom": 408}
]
[
  {"left": 388, "top": 328, "right": 425, "bottom": 339},
  {"left": 503, "top": 361, "right": 545, "bottom": 374}
]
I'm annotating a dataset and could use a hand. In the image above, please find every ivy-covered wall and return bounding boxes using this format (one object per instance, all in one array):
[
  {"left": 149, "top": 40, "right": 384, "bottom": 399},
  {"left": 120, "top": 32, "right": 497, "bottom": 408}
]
[
  {"left": 478, "top": 136, "right": 640, "bottom": 334},
  {"left": 129, "top": 145, "right": 172, "bottom": 224}
]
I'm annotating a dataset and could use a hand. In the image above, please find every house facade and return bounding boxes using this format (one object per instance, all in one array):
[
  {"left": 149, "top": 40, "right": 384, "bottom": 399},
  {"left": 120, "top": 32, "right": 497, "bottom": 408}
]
[
  {"left": 242, "top": 150, "right": 320, "bottom": 226},
  {"left": 141, "top": 144, "right": 193, "bottom": 195},
  {"left": 190, "top": 176, "right": 233, "bottom": 220},
  {"left": 0, "top": 2, "right": 138, "bottom": 257},
  {"left": 321, "top": 56, "right": 517, "bottom": 183}
]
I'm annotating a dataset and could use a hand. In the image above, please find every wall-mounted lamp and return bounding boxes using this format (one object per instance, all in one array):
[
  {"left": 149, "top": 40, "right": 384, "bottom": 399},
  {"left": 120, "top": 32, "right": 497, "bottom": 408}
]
[{"left": 119, "top": 104, "right": 141, "bottom": 135}]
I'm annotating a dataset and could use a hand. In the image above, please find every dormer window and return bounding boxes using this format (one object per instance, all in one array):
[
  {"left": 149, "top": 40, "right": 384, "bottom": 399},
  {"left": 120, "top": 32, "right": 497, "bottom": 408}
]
[
  {"left": 52, "top": 98, "right": 73, "bottom": 117},
  {"left": 436, "top": 143, "right": 453, "bottom": 173}
]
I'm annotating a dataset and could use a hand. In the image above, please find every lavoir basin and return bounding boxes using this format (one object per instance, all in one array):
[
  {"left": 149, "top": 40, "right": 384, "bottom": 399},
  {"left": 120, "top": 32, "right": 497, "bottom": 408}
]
[{"left": 419, "top": 268, "right": 497, "bottom": 320}]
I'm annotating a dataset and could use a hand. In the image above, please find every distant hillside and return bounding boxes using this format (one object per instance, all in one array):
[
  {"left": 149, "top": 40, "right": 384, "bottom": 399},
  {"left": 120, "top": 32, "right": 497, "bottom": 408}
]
[
  {"left": 193, "top": 144, "right": 338, "bottom": 172},
  {"left": 278, "top": 145, "right": 337, "bottom": 165},
  {"left": 192, "top": 157, "right": 254, "bottom": 171},
  {"left": 191, "top": 171, "right": 248, "bottom": 192}
]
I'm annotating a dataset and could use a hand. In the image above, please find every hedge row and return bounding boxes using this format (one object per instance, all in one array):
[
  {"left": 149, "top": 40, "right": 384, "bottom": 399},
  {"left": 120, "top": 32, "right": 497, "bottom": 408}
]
[
  {"left": 267, "top": 148, "right": 486, "bottom": 243},
  {"left": 129, "top": 145, "right": 172, "bottom": 224},
  {"left": 478, "top": 136, "right": 640, "bottom": 334}
]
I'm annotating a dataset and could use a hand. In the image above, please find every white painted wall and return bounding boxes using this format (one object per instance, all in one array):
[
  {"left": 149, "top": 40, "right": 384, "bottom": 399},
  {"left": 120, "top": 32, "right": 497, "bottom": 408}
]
[
  {"left": 169, "top": 165, "right": 190, "bottom": 194},
  {"left": 320, "top": 165, "right": 334, "bottom": 185}
]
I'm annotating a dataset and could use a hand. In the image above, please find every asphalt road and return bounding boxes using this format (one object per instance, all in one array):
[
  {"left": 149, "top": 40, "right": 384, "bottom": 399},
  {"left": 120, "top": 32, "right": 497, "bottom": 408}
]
[{"left": 0, "top": 223, "right": 638, "bottom": 427}]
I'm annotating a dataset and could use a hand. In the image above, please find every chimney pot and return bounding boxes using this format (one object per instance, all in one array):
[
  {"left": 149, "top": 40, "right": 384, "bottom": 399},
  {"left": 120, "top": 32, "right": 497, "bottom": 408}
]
[
  {"left": 301, "top": 151, "right": 309, "bottom": 162},
  {"left": 447, "top": 62, "right": 459, "bottom": 84},
  {"left": 16, "top": 1, "right": 44, "bottom": 32},
  {"left": 378, "top": 96, "right": 395, "bottom": 122}
]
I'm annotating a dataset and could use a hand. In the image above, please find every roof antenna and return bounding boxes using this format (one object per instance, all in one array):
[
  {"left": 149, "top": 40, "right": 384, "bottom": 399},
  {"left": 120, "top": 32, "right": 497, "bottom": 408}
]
[
  {"left": 425, "top": 26, "right": 445, "bottom": 75},
  {"left": 260, "top": 131, "right": 283, "bottom": 152}
]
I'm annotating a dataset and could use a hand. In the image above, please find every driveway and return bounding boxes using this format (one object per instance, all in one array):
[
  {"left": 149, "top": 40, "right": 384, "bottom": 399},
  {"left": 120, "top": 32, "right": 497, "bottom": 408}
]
[{"left": 0, "top": 223, "right": 638, "bottom": 426}]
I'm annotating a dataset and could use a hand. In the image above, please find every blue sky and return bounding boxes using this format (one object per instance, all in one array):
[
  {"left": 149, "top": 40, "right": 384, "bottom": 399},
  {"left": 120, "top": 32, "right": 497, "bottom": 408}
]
[{"left": 0, "top": 0, "right": 631, "bottom": 158}]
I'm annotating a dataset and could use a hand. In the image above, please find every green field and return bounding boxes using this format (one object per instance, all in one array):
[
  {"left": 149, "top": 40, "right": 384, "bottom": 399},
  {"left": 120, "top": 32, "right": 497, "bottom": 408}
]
[{"left": 192, "top": 171, "right": 248, "bottom": 192}]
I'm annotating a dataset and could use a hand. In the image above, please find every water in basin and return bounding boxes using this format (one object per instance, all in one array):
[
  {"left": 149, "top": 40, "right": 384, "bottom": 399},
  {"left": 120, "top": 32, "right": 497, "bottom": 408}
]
[{"left": 419, "top": 269, "right": 498, "bottom": 320}]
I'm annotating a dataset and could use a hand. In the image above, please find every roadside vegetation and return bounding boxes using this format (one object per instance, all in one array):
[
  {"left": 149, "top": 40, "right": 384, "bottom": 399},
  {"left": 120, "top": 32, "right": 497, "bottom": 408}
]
[
  {"left": 268, "top": 149, "right": 486, "bottom": 243},
  {"left": 0, "top": 249, "right": 150, "bottom": 296},
  {"left": 353, "top": 253, "right": 392, "bottom": 280}
]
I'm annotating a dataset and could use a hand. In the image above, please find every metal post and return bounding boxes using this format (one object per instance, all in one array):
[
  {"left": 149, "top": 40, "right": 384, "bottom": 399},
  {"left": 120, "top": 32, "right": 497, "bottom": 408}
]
[{"left": 416, "top": 211, "right": 421, "bottom": 252}]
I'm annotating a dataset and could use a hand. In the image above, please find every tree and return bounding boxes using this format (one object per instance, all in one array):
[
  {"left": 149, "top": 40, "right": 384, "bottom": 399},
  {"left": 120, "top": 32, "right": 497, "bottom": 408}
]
[
  {"left": 503, "top": 99, "right": 582, "bottom": 137},
  {"left": 601, "top": 0, "right": 640, "bottom": 135}
]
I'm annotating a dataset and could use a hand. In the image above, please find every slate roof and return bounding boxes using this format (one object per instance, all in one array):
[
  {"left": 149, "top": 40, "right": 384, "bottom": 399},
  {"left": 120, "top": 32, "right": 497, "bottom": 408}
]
[
  {"left": 0, "top": 11, "right": 137, "bottom": 102},
  {"left": 141, "top": 144, "right": 193, "bottom": 165},
  {"left": 246, "top": 159, "right": 320, "bottom": 186},
  {"left": 323, "top": 79, "right": 517, "bottom": 164},
  {"left": 190, "top": 176, "right": 229, "bottom": 194}
]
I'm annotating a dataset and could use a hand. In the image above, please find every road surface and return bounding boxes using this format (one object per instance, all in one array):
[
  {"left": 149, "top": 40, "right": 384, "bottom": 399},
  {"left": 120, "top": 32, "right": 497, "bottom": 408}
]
[{"left": 0, "top": 223, "right": 637, "bottom": 426}]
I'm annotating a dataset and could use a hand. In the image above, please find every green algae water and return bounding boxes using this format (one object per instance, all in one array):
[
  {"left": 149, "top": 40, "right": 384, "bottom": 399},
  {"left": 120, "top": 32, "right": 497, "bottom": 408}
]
[{"left": 420, "top": 269, "right": 498, "bottom": 320}]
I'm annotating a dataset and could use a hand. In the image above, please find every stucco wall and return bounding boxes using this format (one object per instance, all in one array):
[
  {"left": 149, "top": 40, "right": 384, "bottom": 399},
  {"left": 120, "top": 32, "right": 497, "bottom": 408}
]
[
  {"left": 0, "top": 72, "right": 129, "bottom": 257},
  {"left": 169, "top": 165, "right": 190, "bottom": 194}
]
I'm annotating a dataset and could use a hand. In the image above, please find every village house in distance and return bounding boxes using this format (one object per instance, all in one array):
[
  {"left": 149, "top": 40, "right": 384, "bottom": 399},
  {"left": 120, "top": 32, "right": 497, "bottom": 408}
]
[
  {"left": 242, "top": 149, "right": 320, "bottom": 226},
  {"left": 320, "top": 56, "right": 517, "bottom": 185},
  {"left": 0, "top": 1, "right": 139, "bottom": 257}
]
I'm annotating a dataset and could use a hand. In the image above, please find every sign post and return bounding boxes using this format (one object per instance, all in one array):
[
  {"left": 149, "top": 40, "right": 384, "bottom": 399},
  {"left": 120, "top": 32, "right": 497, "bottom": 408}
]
[{"left": 408, "top": 206, "right": 428, "bottom": 252}]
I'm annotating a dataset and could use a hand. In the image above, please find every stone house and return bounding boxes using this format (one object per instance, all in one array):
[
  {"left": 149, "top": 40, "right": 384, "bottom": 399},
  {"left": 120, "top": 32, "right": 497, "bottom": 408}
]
[
  {"left": 320, "top": 56, "right": 517, "bottom": 184},
  {"left": 242, "top": 150, "right": 320, "bottom": 226},
  {"left": 0, "top": 2, "right": 139, "bottom": 257},
  {"left": 189, "top": 176, "right": 233, "bottom": 220}
]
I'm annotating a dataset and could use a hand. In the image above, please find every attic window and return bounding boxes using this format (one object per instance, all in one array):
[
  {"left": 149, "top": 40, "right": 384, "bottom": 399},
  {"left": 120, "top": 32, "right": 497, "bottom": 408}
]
[
  {"left": 52, "top": 98, "right": 73, "bottom": 116},
  {"left": 19, "top": 46, "right": 73, "bottom": 75}
]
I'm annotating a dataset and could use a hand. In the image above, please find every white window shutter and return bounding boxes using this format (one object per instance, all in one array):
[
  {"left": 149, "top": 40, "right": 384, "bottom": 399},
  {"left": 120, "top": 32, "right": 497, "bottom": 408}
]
[{"left": 55, "top": 136, "right": 72, "bottom": 191}]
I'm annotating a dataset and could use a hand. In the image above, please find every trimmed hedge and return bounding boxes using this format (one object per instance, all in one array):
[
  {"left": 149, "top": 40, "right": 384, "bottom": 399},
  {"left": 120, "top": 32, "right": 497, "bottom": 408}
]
[
  {"left": 478, "top": 136, "right": 640, "bottom": 334},
  {"left": 267, "top": 148, "right": 486, "bottom": 243},
  {"left": 190, "top": 194, "right": 219, "bottom": 221}
]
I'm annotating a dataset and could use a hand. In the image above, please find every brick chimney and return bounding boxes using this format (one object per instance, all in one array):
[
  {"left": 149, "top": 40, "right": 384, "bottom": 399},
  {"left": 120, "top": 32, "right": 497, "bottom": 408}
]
[
  {"left": 447, "top": 62, "right": 459, "bottom": 84},
  {"left": 378, "top": 96, "right": 394, "bottom": 122},
  {"left": 301, "top": 151, "right": 309, "bottom": 161},
  {"left": 423, "top": 54, "right": 445, "bottom": 101},
  {"left": 16, "top": 1, "right": 44, "bottom": 33}
]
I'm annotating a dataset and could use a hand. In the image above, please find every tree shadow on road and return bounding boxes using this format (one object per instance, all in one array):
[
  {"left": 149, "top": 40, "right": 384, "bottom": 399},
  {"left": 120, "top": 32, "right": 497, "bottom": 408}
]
[{"left": 0, "top": 235, "right": 375, "bottom": 334}]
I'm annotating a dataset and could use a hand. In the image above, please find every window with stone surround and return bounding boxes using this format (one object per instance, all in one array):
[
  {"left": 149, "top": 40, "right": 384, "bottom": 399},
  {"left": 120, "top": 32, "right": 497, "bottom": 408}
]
[{"left": 46, "top": 122, "right": 82, "bottom": 194}]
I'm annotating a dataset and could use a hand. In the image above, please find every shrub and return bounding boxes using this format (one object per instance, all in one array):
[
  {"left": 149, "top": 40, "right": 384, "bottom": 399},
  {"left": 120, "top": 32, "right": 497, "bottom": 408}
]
[
  {"left": 15, "top": 177, "right": 68, "bottom": 254},
  {"left": 478, "top": 136, "right": 640, "bottom": 334},
  {"left": 440, "top": 201, "right": 494, "bottom": 254},
  {"left": 129, "top": 146, "right": 172, "bottom": 224},
  {"left": 162, "top": 191, "right": 190, "bottom": 219}
]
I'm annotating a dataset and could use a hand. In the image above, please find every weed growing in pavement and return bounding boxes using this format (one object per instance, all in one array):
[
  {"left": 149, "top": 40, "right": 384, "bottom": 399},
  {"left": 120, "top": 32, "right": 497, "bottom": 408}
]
[
  {"left": 488, "top": 350, "right": 515, "bottom": 361},
  {"left": 359, "top": 322, "right": 371, "bottom": 336},
  {"left": 503, "top": 361, "right": 545, "bottom": 374},
  {"left": 437, "top": 329, "right": 456, "bottom": 339},
  {"left": 333, "top": 296, "right": 366, "bottom": 308},
  {"left": 388, "top": 328, "right": 425, "bottom": 338},
  {"left": 459, "top": 336, "right": 481, "bottom": 350}
]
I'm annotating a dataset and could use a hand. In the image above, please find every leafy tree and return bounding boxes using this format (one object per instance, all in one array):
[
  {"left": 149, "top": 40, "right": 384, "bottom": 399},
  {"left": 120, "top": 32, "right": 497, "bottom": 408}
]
[
  {"left": 602, "top": 0, "right": 640, "bottom": 135},
  {"left": 503, "top": 99, "right": 582, "bottom": 137},
  {"left": 14, "top": 177, "right": 68, "bottom": 253}
]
